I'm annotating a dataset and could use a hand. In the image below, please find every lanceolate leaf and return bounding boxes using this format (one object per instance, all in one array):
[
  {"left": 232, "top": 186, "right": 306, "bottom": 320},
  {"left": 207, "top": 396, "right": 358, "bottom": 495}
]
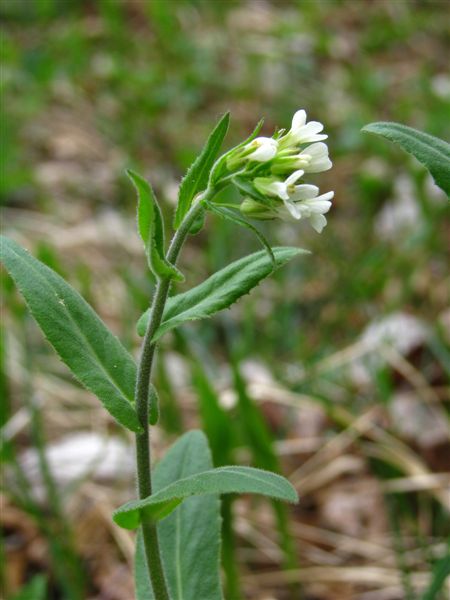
[
  {"left": 134, "top": 431, "right": 223, "bottom": 600},
  {"left": 362, "top": 122, "right": 450, "bottom": 196},
  {"left": 174, "top": 112, "right": 230, "bottom": 229},
  {"left": 114, "top": 465, "right": 298, "bottom": 529},
  {"left": 137, "top": 247, "right": 306, "bottom": 338},
  {"left": 128, "top": 170, "right": 183, "bottom": 281},
  {"left": 1, "top": 236, "right": 142, "bottom": 433}
]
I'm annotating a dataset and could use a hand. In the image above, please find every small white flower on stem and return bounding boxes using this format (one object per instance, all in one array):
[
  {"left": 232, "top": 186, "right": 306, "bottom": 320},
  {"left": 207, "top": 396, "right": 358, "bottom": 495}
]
[
  {"left": 294, "top": 142, "right": 332, "bottom": 173},
  {"left": 285, "top": 188, "right": 334, "bottom": 232},
  {"left": 278, "top": 109, "right": 328, "bottom": 151},
  {"left": 254, "top": 169, "right": 305, "bottom": 217},
  {"left": 245, "top": 137, "right": 278, "bottom": 162},
  {"left": 285, "top": 109, "right": 328, "bottom": 145}
]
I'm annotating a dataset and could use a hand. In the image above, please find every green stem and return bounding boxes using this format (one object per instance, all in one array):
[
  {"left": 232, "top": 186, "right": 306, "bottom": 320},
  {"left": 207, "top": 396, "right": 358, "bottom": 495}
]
[{"left": 134, "top": 194, "right": 211, "bottom": 599}]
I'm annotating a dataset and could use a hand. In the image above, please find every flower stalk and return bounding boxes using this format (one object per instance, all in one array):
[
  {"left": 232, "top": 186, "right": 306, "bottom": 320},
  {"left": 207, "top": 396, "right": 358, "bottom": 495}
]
[{"left": 134, "top": 191, "right": 214, "bottom": 599}]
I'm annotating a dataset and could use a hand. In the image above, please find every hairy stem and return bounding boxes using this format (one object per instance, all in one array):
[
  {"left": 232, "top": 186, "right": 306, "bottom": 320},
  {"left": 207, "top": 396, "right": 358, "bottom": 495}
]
[{"left": 134, "top": 195, "right": 211, "bottom": 599}]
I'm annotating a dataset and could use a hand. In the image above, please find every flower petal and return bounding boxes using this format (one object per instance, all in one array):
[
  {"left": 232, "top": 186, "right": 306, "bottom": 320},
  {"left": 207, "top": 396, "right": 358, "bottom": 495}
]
[
  {"left": 306, "top": 199, "right": 333, "bottom": 214},
  {"left": 292, "top": 109, "right": 307, "bottom": 130},
  {"left": 285, "top": 169, "right": 305, "bottom": 186},
  {"left": 247, "top": 137, "right": 278, "bottom": 162},
  {"left": 283, "top": 197, "right": 301, "bottom": 219},
  {"left": 267, "top": 181, "right": 289, "bottom": 200},
  {"left": 304, "top": 142, "right": 328, "bottom": 158},
  {"left": 310, "top": 213, "right": 327, "bottom": 233},
  {"left": 291, "top": 184, "right": 319, "bottom": 201},
  {"left": 305, "top": 158, "right": 333, "bottom": 173}
]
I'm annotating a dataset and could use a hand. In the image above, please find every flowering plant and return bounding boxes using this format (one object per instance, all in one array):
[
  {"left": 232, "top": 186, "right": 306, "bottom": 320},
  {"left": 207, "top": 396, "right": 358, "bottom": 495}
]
[
  {"left": 1, "top": 109, "right": 333, "bottom": 599},
  {"left": 214, "top": 109, "right": 334, "bottom": 232}
]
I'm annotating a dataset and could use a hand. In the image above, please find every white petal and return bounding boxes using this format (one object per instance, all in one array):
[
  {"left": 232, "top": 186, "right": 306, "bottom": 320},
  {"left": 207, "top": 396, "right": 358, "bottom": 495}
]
[
  {"left": 292, "top": 109, "right": 307, "bottom": 130},
  {"left": 307, "top": 133, "right": 328, "bottom": 142},
  {"left": 267, "top": 181, "right": 289, "bottom": 200},
  {"left": 283, "top": 197, "right": 301, "bottom": 219},
  {"left": 285, "top": 169, "right": 304, "bottom": 186},
  {"left": 247, "top": 137, "right": 278, "bottom": 162},
  {"left": 305, "top": 142, "right": 329, "bottom": 158},
  {"left": 317, "top": 191, "right": 334, "bottom": 202},
  {"left": 310, "top": 213, "right": 327, "bottom": 233},
  {"left": 305, "top": 157, "right": 333, "bottom": 173},
  {"left": 305, "top": 200, "right": 332, "bottom": 214},
  {"left": 301, "top": 121, "right": 324, "bottom": 136},
  {"left": 291, "top": 184, "right": 319, "bottom": 201}
]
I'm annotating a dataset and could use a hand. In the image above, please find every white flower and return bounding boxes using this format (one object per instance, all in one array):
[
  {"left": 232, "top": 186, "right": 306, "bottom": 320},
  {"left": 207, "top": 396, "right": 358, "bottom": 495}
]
[
  {"left": 254, "top": 169, "right": 304, "bottom": 201},
  {"left": 254, "top": 170, "right": 333, "bottom": 232},
  {"left": 279, "top": 109, "right": 328, "bottom": 150},
  {"left": 245, "top": 136, "right": 278, "bottom": 162},
  {"left": 287, "top": 109, "right": 328, "bottom": 144},
  {"left": 294, "top": 142, "right": 332, "bottom": 173},
  {"left": 285, "top": 189, "right": 334, "bottom": 233}
]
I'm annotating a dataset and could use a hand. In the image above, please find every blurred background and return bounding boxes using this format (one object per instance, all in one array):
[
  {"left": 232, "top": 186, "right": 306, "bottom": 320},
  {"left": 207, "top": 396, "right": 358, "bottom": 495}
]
[{"left": 1, "top": 1, "right": 449, "bottom": 599}]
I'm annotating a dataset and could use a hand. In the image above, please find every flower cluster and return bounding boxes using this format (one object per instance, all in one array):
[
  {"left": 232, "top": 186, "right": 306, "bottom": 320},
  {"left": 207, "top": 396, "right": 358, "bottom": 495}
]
[{"left": 226, "top": 110, "right": 334, "bottom": 233}]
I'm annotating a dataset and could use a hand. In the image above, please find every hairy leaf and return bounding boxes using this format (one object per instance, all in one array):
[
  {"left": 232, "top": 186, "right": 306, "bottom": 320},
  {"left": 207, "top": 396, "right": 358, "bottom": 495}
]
[
  {"left": 134, "top": 431, "right": 223, "bottom": 600},
  {"left": 175, "top": 113, "right": 230, "bottom": 228},
  {"left": 1, "top": 236, "right": 141, "bottom": 432},
  {"left": 137, "top": 247, "right": 306, "bottom": 338},
  {"left": 114, "top": 465, "right": 298, "bottom": 529},
  {"left": 362, "top": 122, "right": 450, "bottom": 196},
  {"left": 128, "top": 169, "right": 183, "bottom": 281}
]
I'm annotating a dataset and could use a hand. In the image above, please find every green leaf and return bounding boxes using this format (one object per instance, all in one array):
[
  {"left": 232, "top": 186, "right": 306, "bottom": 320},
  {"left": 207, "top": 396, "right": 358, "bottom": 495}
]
[
  {"left": 174, "top": 112, "right": 230, "bottom": 229},
  {"left": 137, "top": 246, "right": 306, "bottom": 338},
  {"left": 1, "top": 236, "right": 142, "bottom": 433},
  {"left": 134, "top": 431, "right": 223, "bottom": 600},
  {"left": 128, "top": 170, "right": 183, "bottom": 281},
  {"left": 11, "top": 575, "right": 47, "bottom": 600},
  {"left": 114, "top": 464, "right": 298, "bottom": 529},
  {"left": 207, "top": 203, "right": 275, "bottom": 263},
  {"left": 362, "top": 122, "right": 450, "bottom": 196},
  {"left": 231, "top": 359, "right": 298, "bottom": 578},
  {"left": 421, "top": 545, "right": 450, "bottom": 600},
  {"left": 135, "top": 532, "right": 152, "bottom": 600}
]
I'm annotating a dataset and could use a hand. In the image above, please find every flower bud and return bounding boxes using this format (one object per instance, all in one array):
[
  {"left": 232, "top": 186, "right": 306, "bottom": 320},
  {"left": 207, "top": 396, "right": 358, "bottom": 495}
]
[{"left": 240, "top": 198, "right": 274, "bottom": 220}]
